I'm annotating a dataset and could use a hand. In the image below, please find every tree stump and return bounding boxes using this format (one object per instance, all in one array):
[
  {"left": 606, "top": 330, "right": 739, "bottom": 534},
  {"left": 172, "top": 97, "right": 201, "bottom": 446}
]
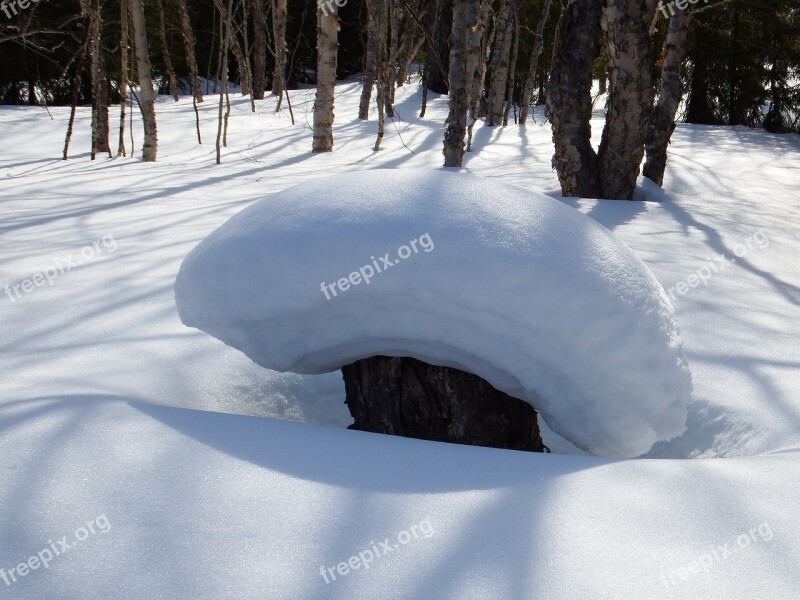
[{"left": 342, "top": 356, "right": 548, "bottom": 452}]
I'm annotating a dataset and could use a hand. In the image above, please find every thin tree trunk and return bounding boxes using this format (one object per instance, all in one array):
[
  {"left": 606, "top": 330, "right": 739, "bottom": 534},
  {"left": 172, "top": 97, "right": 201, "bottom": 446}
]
[
  {"left": 216, "top": 0, "right": 233, "bottom": 163},
  {"left": 240, "top": 0, "right": 257, "bottom": 111},
  {"left": 519, "top": 0, "right": 552, "bottom": 125},
  {"left": 118, "top": 0, "right": 129, "bottom": 156},
  {"left": 229, "top": 30, "right": 253, "bottom": 96},
  {"left": 596, "top": 0, "right": 657, "bottom": 200},
  {"left": 130, "top": 0, "right": 158, "bottom": 161},
  {"left": 486, "top": 0, "right": 516, "bottom": 126},
  {"left": 86, "top": 0, "right": 110, "bottom": 158},
  {"left": 251, "top": 0, "right": 267, "bottom": 99},
  {"left": 443, "top": 0, "right": 469, "bottom": 167},
  {"left": 359, "top": 0, "right": 382, "bottom": 120},
  {"left": 271, "top": 0, "right": 287, "bottom": 98},
  {"left": 175, "top": 0, "right": 203, "bottom": 102},
  {"left": 546, "top": 0, "right": 602, "bottom": 197},
  {"left": 466, "top": 0, "right": 492, "bottom": 149},
  {"left": 643, "top": 8, "right": 691, "bottom": 186},
  {"left": 63, "top": 62, "right": 83, "bottom": 160},
  {"left": 312, "top": 2, "right": 339, "bottom": 152},
  {"left": 371, "top": 0, "right": 389, "bottom": 146},
  {"left": 502, "top": 14, "right": 519, "bottom": 126},
  {"left": 343, "top": 356, "right": 547, "bottom": 453},
  {"left": 154, "top": 0, "right": 179, "bottom": 101},
  {"left": 424, "top": 0, "right": 451, "bottom": 94}
]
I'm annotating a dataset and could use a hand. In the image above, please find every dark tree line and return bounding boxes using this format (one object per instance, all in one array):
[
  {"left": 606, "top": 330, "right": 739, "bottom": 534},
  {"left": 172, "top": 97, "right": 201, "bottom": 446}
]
[{"left": 1, "top": 0, "right": 797, "bottom": 175}]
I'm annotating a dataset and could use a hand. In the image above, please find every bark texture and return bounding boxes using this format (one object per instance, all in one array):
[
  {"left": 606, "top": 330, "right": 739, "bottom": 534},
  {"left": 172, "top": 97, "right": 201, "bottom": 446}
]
[
  {"left": 597, "top": 0, "right": 657, "bottom": 199},
  {"left": 519, "top": 0, "right": 552, "bottom": 125},
  {"left": 643, "top": 8, "right": 691, "bottom": 186},
  {"left": 130, "top": 0, "right": 158, "bottom": 161},
  {"left": 486, "top": 0, "right": 516, "bottom": 126},
  {"left": 313, "top": 3, "right": 339, "bottom": 152},
  {"left": 443, "top": 0, "right": 469, "bottom": 167},
  {"left": 343, "top": 356, "right": 547, "bottom": 452},
  {"left": 154, "top": 0, "right": 179, "bottom": 101},
  {"left": 175, "top": 0, "right": 203, "bottom": 102},
  {"left": 546, "top": 0, "right": 602, "bottom": 197},
  {"left": 251, "top": 0, "right": 267, "bottom": 99},
  {"left": 359, "top": 0, "right": 382, "bottom": 120},
  {"left": 424, "top": 0, "right": 451, "bottom": 94},
  {"left": 271, "top": 0, "right": 288, "bottom": 97}
]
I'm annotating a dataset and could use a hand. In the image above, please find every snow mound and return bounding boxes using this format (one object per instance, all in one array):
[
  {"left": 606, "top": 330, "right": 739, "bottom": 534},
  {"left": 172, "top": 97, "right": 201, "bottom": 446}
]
[{"left": 174, "top": 170, "right": 692, "bottom": 457}]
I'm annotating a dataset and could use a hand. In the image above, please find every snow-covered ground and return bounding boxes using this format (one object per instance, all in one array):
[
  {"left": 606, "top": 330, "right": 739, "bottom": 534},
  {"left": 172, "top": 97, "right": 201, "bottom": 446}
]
[{"left": 1, "top": 81, "right": 799, "bottom": 599}]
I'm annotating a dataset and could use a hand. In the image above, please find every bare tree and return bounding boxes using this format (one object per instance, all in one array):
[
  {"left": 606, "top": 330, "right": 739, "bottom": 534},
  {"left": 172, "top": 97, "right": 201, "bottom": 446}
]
[
  {"left": 596, "top": 0, "right": 658, "bottom": 200},
  {"left": 174, "top": 0, "right": 203, "bottom": 102},
  {"left": 466, "top": 0, "right": 492, "bottom": 150},
  {"left": 216, "top": 0, "right": 234, "bottom": 163},
  {"left": 359, "top": 0, "right": 383, "bottom": 120},
  {"left": 118, "top": 0, "right": 129, "bottom": 156},
  {"left": 130, "top": 0, "right": 158, "bottom": 161},
  {"left": 486, "top": 0, "right": 517, "bottom": 126},
  {"left": 154, "top": 0, "right": 179, "bottom": 101},
  {"left": 443, "top": 0, "right": 470, "bottom": 167},
  {"left": 251, "top": 0, "right": 268, "bottom": 99},
  {"left": 272, "top": 0, "right": 288, "bottom": 101},
  {"left": 643, "top": 8, "right": 692, "bottom": 186},
  {"left": 519, "top": 0, "right": 552, "bottom": 125},
  {"left": 546, "top": 0, "right": 603, "bottom": 197},
  {"left": 312, "top": 2, "right": 339, "bottom": 152}
]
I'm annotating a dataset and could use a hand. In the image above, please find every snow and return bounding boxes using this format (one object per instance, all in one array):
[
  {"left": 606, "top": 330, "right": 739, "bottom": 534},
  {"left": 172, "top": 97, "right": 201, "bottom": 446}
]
[
  {"left": 1, "top": 80, "right": 799, "bottom": 599},
  {"left": 175, "top": 169, "right": 692, "bottom": 457}
]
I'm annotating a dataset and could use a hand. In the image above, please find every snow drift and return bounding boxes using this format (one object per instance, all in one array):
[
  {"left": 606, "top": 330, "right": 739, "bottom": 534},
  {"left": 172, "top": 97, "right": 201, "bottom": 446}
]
[{"left": 174, "top": 170, "right": 692, "bottom": 457}]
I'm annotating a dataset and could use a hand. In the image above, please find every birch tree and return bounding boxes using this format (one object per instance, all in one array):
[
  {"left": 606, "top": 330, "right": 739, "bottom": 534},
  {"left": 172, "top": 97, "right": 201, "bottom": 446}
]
[
  {"left": 272, "top": 0, "right": 288, "bottom": 100},
  {"left": 130, "top": 0, "right": 158, "bottom": 161},
  {"left": 486, "top": 0, "right": 517, "bottom": 126},
  {"left": 643, "top": 8, "right": 692, "bottom": 186},
  {"left": 442, "top": 0, "right": 470, "bottom": 167},
  {"left": 519, "top": 0, "right": 552, "bottom": 125},
  {"left": 312, "top": 1, "right": 339, "bottom": 152}
]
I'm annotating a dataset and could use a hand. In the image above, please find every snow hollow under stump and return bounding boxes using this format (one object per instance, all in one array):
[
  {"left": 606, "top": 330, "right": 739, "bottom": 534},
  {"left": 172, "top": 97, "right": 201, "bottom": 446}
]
[{"left": 174, "top": 169, "right": 693, "bottom": 458}]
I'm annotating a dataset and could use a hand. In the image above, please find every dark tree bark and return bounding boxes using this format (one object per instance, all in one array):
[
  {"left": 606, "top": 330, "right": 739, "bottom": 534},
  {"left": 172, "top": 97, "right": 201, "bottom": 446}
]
[
  {"left": 643, "top": 8, "right": 692, "bottom": 186},
  {"left": 175, "top": 0, "right": 203, "bottom": 102},
  {"left": 359, "top": 0, "right": 382, "bottom": 120},
  {"left": 424, "top": 0, "right": 451, "bottom": 94},
  {"left": 519, "top": 0, "right": 552, "bottom": 125},
  {"left": 443, "top": 0, "right": 470, "bottom": 167},
  {"left": 486, "top": 0, "right": 516, "bottom": 126},
  {"left": 154, "top": 0, "right": 179, "bottom": 101},
  {"left": 546, "top": 0, "right": 603, "bottom": 198},
  {"left": 251, "top": 0, "right": 267, "bottom": 99},
  {"left": 596, "top": 0, "right": 658, "bottom": 200},
  {"left": 343, "top": 356, "right": 547, "bottom": 453}
]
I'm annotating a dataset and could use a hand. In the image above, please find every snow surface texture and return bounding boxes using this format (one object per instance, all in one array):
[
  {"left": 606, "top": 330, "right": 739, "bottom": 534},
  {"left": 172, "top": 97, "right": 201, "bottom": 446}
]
[{"left": 175, "top": 170, "right": 692, "bottom": 457}]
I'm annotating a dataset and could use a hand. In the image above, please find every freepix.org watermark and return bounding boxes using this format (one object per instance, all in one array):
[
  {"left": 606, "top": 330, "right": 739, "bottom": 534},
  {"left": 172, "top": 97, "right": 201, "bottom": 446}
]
[
  {"left": 659, "top": 521, "right": 774, "bottom": 589},
  {"left": 1, "top": 0, "right": 48, "bottom": 20},
  {"left": 3, "top": 233, "right": 117, "bottom": 304},
  {"left": 320, "top": 518, "right": 434, "bottom": 584},
  {"left": 666, "top": 230, "right": 769, "bottom": 301},
  {"left": 1, "top": 514, "right": 112, "bottom": 587},
  {"left": 320, "top": 233, "right": 434, "bottom": 301},
  {"left": 657, "top": 0, "right": 709, "bottom": 20},
  {"left": 318, "top": 0, "right": 346, "bottom": 17}
]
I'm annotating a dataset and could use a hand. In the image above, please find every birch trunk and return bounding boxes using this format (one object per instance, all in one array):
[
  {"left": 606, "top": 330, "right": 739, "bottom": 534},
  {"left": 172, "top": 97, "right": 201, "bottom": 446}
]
[
  {"left": 118, "top": 0, "right": 128, "bottom": 156},
  {"left": 546, "top": 0, "right": 602, "bottom": 197},
  {"left": 312, "top": 2, "right": 339, "bottom": 153},
  {"left": 271, "top": 0, "right": 288, "bottom": 97},
  {"left": 359, "top": 0, "right": 383, "bottom": 120},
  {"left": 251, "top": 0, "right": 267, "bottom": 99},
  {"left": 175, "top": 0, "right": 203, "bottom": 102},
  {"left": 130, "top": 0, "right": 158, "bottom": 161},
  {"left": 442, "top": 0, "right": 469, "bottom": 167},
  {"left": 643, "top": 8, "right": 692, "bottom": 186},
  {"left": 519, "top": 0, "right": 552, "bottom": 125},
  {"left": 154, "top": 0, "right": 179, "bottom": 101},
  {"left": 597, "top": 0, "right": 657, "bottom": 200},
  {"left": 486, "top": 0, "right": 516, "bottom": 126}
]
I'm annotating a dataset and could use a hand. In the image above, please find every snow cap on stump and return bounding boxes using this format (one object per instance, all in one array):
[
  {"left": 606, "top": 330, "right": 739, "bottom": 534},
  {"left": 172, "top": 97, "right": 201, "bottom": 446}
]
[{"left": 175, "top": 170, "right": 692, "bottom": 457}]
